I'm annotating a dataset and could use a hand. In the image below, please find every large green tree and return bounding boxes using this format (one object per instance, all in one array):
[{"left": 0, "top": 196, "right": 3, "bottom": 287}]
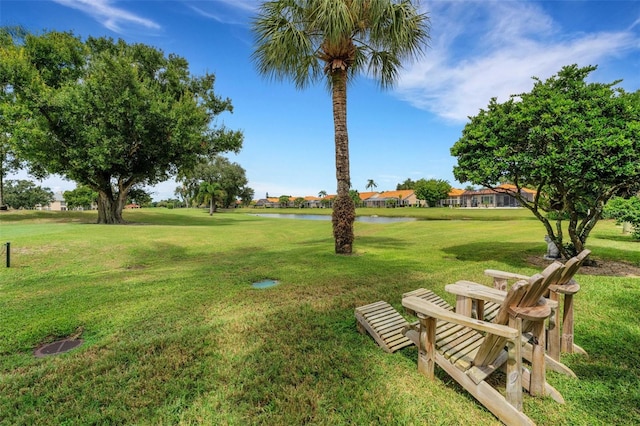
[
  {"left": 253, "top": 0, "right": 429, "bottom": 254},
  {"left": 396, "top": 178, "right": 416, "bottom": 190},
  {"left": 414, "top": 178, "right": 451, "bottom": 207},
  {"left": 178, "top": 156, "right": 250, "bottom": 211},
  {"left": 63, "top": 185, "right": 98, "bottom": 210},
  {"left": 3, "top": 179, "right": 53, "bottom": 209},
  {"left": 0, "top": 28, "right": 27, "bottom": 208},
  {"left": 0, "top": 129, "right": 23, "bottom": 208},
  {"left": 1, "top": 31, "right": 242, "bottom": 223},
  {"left": 451, "top": 65, "right": 640, "bottom": 259},
  {"left": 604, "top": 196, "right": 640, "bottom": 239}
]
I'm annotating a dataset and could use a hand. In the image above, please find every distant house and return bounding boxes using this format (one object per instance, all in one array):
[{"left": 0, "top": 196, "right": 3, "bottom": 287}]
[
  {"left": 302, "top": 196, "right": 322, "bottom": 208},
  {"left": 38, "top": 192, "right": 67, "bottom": 211},
  {"left": 37, "top": 191, "right": 98, "bottom": 211},
  {"left": 254, "top": 197, "right": 281, "bottom": 208},
  {"left": 125, "top": 203, "right": 141, "bottom": 209},
  {"left": 460, "top": 184, "right": 536, "bottom": 208},
  {"left": 363, "top": 190, "right": 420, "bottom": 207},
  {"left": 357, "top": 191, "right": 378, "bottom": 206},
  {"left": 439, "top": 188, "right": 465, "bottom": 207}
]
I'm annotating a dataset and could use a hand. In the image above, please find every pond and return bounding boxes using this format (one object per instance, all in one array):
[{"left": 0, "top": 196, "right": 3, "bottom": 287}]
[{"left": 249, "top": 213, "right": 416, "bottom": 223}]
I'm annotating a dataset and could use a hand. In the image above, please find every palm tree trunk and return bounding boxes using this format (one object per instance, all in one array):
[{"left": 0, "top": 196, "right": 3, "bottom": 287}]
[{"left": 331, "top": 69, "right": 355, "bottom": 254}]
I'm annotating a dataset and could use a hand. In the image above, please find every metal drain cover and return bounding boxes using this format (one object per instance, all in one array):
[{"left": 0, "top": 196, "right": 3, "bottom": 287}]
[{"left": 34, "top": 339, "right": 83, "bottom": 357}]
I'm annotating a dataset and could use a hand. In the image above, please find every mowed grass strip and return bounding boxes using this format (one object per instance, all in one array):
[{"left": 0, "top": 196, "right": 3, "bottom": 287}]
[{"left": 0, "top": 208, "right": 638, "bottom": 425}]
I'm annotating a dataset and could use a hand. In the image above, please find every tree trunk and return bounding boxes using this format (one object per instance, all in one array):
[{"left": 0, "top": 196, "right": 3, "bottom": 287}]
[
  {"left": 96, "top": 189, "right": 127, "bottom": 224},
  {"left": 0, "top": 171, "right": 4, "bottom": 207},
  {"left": 331, "top": 69, "right": 355, "bottom": 254}
]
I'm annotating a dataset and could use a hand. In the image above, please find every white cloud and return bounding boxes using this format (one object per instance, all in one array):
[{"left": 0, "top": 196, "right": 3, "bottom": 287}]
[
  {"left": 214, "top": 0, "right": 257, "bottom": 13},
  {"left": 53, "top": 0, "right": 161, "bottom": 33},
  {"left": 397, "top": 1, "right": 640, "bottom": 122},
  {"left": 187, "top": 0, "right": 257, "bottom": 25}
]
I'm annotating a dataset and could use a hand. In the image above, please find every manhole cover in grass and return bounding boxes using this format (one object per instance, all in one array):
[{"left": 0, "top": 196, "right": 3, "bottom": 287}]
[
  {"left": 252, "top": 279, "right": 279, "bottom": 289},
  {"left": 34, "top": 339, "right": 83, "bottom": 358}
]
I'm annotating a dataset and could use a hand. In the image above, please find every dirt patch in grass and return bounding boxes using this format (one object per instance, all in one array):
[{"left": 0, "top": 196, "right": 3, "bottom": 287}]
[{"left": 526, "top": 256, "right": 640, "bottom": 277}]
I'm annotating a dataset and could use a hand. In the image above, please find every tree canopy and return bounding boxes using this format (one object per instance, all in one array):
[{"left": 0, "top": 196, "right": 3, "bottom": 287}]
[
  {"left": 252, "top": 0, "right": 429, "bottom": 254},
  {"left": 3, "top": 179, "right": 53, "bottom": 209},
  {"left": 604, "top": 196, "right": 640, "bottom": 239},
  {"left": 451, "top": 65, "right": 640, "bottom": 258},
  {"left": 1, "top": 30, "right": 243, "bottom": 223},
  {"left": 177, "top": 156, "right": 250, "bottom": 212},
  {"left": 63, "top": 185, "right": 98, "bottom": 210},
  {"left": 396, "top": 178, "right": 416, "bottom": 190},
  {"left": 414, "top": 178, "right": 451, "bottom": 207}
]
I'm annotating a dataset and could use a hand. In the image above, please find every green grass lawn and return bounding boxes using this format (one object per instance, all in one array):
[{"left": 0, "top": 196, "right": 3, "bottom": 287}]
[{"left": 0, "top": 208, "right": 638, "bottom": 425}]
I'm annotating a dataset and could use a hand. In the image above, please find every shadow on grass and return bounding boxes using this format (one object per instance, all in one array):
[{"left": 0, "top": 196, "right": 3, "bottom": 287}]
[
  {"left": 0, "top": 211, "right": 96, "bottom": 223},
  {"left": 593, "top": 233, "right": 639, "bottom": 243},
  {"left": 442, "top": 242, "right": 541, "bottom": 268}
]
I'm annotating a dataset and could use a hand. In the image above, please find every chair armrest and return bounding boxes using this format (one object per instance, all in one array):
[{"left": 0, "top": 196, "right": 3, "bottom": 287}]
[
  {"left": 445, "top": 280, "right": 509, "bottom": 305},
  {"left": 508, "top": 304, "right": 552, "bottom": 321},
  {"left": 446, "top": 281, "right": 559, "bottom": 310},
  {"left": 484, "top": 269, "right": 530, "bottom": 281},
  {"left": 402, "top": 296, "right": 519, "bottom": 339},
  {"left": 549, "top": 281, "right": 580, "bottom": 295}
]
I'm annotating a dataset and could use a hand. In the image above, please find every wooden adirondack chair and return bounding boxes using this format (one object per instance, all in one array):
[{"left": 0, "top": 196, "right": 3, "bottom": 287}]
[
  {"left": 446, "top": 262, "right": 576, "bottom": 379},
  {"left": 402, "top": 262, "right": 564, "bottom": 426},
  {"left": 484, "top": 249, "right": 591, "bottom": 360}
]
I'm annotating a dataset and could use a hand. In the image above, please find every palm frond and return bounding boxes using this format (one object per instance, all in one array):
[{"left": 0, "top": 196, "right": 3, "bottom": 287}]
[
  {"left": 252, "top": 0, "right": 323, "bottom": 89},
  {"left": 252, "top": 0, "right": 430, "bottom": 90}
]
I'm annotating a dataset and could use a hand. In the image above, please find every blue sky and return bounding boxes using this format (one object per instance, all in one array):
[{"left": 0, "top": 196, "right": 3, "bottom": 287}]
[{"left": 3, "top": 0, "right": 640, "bottom": 201}]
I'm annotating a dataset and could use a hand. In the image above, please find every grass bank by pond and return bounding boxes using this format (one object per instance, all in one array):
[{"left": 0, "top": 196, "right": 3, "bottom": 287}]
[{"left": 1, "top": 208, "right": 638, "bottom": 424}]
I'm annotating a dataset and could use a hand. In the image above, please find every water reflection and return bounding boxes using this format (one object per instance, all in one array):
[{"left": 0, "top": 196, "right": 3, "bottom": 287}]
[{"left": 249, "top": 213, "right": 416, "bottom": 223}]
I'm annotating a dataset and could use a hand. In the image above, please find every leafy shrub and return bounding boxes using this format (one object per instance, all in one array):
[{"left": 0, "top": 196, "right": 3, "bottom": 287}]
[{"left": 604, "top": 196, "right": 640, "bottom": 239}]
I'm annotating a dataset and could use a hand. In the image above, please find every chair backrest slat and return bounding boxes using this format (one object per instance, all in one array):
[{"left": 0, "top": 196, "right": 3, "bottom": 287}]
[
  {"left": 556, "top": 249, "right": 591, "bottom": 286},
  {"left": 521, "top": 262, "right": 563, "bottom": 306},
  {"left": 473, "top": 280, "right": 529, "bottom": 366},
  {"left": 473, "top": 262, "right": 563, "bottom": 367}
]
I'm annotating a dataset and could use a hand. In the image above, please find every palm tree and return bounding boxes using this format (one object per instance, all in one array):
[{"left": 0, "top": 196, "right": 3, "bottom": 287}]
[
  {"left": 318, "top": 190, "right": 327, "bottom": 198},
  {"left": 253, "top": 0, "right": 430, "bottom": 254},
  {"left": 366, "top": 179, "right": 378, "bottom": 191},
  {"left": 198, "top": 182, "right": 225, "bottom": 215}
]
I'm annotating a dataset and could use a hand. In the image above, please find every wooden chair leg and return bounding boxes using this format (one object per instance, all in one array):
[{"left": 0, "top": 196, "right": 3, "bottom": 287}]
[
  {"left": 455, "top": 295, "right": 473, "bottom": 317},
  {"left": 417, "top": 315, "right": 436, "bottom": 379},
  {"left": 506, "top": 317, "right": 523, "bottom": 410},
  {"left": 529, "top": 321, "right": 546, "bottom": 397},
  {"left": 547, "top": 291, "right": 561, "bottom": 361},
  {"left": 561, "top": 294, "right": 575, "bottom": 353}
]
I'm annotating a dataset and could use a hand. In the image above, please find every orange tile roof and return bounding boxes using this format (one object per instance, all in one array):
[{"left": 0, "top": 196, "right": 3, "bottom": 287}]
[
  {"left": 448, "top": 188, "right": 465, "bottom": 196},
  {"left": 378, "top": 190, "right": 414, "bottom": 199},
  {"left": 497, "top": 184, "right": 536, "bottom": 194},
  {"left": 359, "top": 191, "right": 379, "bottom": 200}
]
